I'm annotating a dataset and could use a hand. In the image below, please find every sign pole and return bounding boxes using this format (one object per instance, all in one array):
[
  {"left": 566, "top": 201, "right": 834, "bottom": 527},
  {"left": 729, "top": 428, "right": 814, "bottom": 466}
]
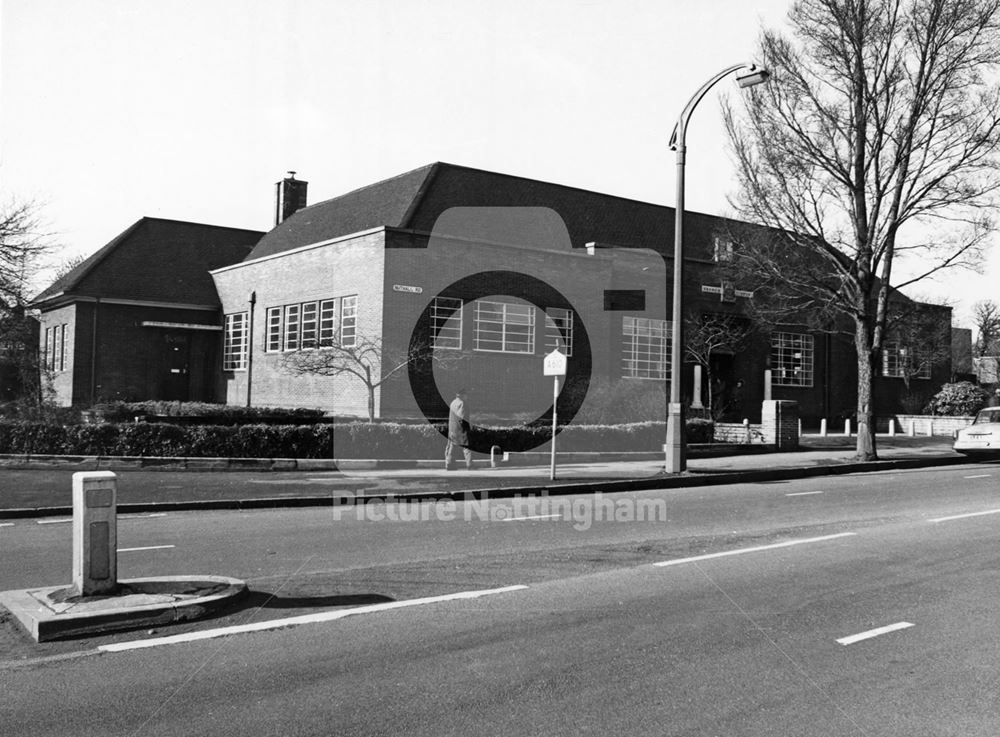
[
  {"left": 543, "top": 348, "right": 567, "bottom": 482},
  {"left": 550, "top": 375, "right": 559, "bottom": 480}
]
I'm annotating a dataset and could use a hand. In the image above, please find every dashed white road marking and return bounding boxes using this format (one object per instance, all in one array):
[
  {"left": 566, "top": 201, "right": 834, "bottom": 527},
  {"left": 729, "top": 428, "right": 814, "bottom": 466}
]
[
  {"left": 653, "top": 532, "right": 857, "bottom": 567},
  {"left": 0, "top": 522, "right": 14, "bottom": 528},
  {"left": 117, "top": 545, "right": 175, "bottom": 553},
  {"left": 97, "top": 584, "right": 529, "bottom": 653},
  {"left": 786, "top": 491, "right": 824, "bottom": 497},
  {"left": 963, "top": 474, "right": 992, "bottom": 479},
  {"left": 502, "top": 514, "right": 562, "bottom": 522},
  {"left": 930, "top": 508, "right": 1000, "bottom": 523},
  {"left": 837, "top": 621, "right": 914, "bottom": 646}
]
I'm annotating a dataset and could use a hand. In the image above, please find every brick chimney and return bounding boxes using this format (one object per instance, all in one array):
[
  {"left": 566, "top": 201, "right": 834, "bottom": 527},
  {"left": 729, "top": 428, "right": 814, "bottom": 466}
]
[{"left": 275, "top": 171, "right": 308, "bottom": 225}]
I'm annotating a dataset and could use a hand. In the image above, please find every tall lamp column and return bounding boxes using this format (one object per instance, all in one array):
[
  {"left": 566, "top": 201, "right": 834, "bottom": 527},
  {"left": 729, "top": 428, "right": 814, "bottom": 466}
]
[{"left": 664, "top": 63, "right": 769, "bottom": 474}]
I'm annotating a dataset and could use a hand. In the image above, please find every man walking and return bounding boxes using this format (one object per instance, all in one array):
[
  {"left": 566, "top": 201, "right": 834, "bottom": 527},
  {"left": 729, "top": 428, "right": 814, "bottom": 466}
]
[{"left": 445, "top": 387, "right": 473, "bottom": 471}]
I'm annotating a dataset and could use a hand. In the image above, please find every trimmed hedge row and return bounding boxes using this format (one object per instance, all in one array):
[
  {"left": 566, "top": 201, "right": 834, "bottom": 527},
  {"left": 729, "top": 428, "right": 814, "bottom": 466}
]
[
  {"left": 0, "top": 418, "right": 715, "bottom": 459},
  {"left": 90, "top": 401, "right": 327, "bottom": 425}
]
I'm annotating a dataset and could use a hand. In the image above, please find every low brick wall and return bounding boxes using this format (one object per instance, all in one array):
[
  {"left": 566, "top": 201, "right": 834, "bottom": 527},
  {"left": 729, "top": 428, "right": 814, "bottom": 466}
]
[
  {"left": 714, "top": 422, "right": 764, "bottom": 444},
  {"left": 763, "top": 400, "right": 799, "bottom": 450},
  {"left": 893, "top": 415, "right": 974, "bottom": 436}
]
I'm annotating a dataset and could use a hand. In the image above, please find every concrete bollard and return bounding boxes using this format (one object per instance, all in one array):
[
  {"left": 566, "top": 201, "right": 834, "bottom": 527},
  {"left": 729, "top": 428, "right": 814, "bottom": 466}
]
[
  {"left": 490, "top": 445, "right": 502, "bottom": 468},
  {"left": 927, "top": 419, "right": 934, "bottom": 437},
  {"left": 845, "top": 419, "right": 852, "bottom": 437},
  {"left": 908, "top": 420, "right": 915, "bottom": 437},
  {"left": 72, "top": 471, "right": 118, "bottom": 597},
  {"left": 820, "top": 418, "right": 827, "bottom": 437},
  {"left": 743, "top": 418, "right": 750, "bottom": 444},
  {"left": 888, "top": 418, "right": 895, "bottom": 437}
]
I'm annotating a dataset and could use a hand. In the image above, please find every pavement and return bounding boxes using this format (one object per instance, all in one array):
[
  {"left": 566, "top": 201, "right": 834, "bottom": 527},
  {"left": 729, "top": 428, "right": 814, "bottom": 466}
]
[
  {"left": 0, "top": 434, "right": 972, "bottom": 517},
  {"left": 0, "top": 433, "right": 974, "bottom": 642}
]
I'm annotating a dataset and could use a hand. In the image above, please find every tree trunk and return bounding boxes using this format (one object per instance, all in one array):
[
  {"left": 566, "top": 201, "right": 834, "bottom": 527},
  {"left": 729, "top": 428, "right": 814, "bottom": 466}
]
[
  {"left": 367, "top": 387, "right": 375, "bottom": 424},
  {"left": 854, "top": 318, "right": 877, "bottom": 461}
]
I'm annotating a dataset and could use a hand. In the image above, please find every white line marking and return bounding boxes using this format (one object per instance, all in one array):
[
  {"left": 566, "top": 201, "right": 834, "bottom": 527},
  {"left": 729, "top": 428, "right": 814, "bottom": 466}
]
[
  {"left": 117, "top": 545, "right": 175, "bottom": 552},
  {"left": 786, "top": 491, "right": 824, "bottom": 497},
  {"left": 837, "top": 621, "right": 914, "bottom": 646},
  {"left": 0, "top": 523, "right": 14, "bottom": 528},
  {"left": 502, "top": 514, "right": 562, "bottom": 522},
  {"left": 37, "top": 513, "right": 168, "bottom": 525},
  {"left": 930, "top": 508, "right": 1000, "bottom": 523},
  {"left": 963, "top": 474, "right": 992, "bottom": 479},
  {"left": 653, "top": 532, "right": 857, "bottom": 568},
  {"left": 97, "top": 584, "right": 529, "bottom": 653}
]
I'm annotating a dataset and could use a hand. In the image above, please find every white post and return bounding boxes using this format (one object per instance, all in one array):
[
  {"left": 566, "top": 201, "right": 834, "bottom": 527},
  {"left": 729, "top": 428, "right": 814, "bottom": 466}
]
[
  {"left": 691, "top": 365, "right": 704, "bottom": 409},
  {"left": 72, "top": 471, "right": 118, "bottom": 596},
  {"left": 908, "top": 419, "right": 916, "bottom": 437},
  {"left": 844, "top": 419, "right": 852, "bottom": 436},
  {"left": 764, "top": 369, "right": 773, "bottom": 401},
  {"left": 550, "top": 376, "right": 559, "bottom": 481},
  {"left": 927, "top": 419, "right": 934, "bottom": 437},
  {"left": 820, "top": 418, "right": 827, "bottom": 437},
  {"left": 888, "top": 418, "right": 895, "bottom": 437}
]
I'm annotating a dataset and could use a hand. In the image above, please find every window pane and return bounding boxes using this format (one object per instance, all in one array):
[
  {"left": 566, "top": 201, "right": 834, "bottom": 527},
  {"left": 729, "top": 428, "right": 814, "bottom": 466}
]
[
  {"left": 301, "top": 302, "right": 318, "bottom": 349},
  {"left": 771, "top": 332, "right": 814, "bottom": 387},
  {"left": 284, "top": 304, "right": 300, "bottom": 351},
  {"left": 319, "top": 299, "right": 336, "bottom": 347},
  {"left": 266, "top": 307, "right": 282, "bottom": 352},
  {"left": 622, "top": 316, "right": 670, "bottom": 381},
  {"left": 340, "top": 295, "right": 357, "bottom": 347},
  {"left": 545, "top": 308, "right": 573, "bottom": 356},
  {"left": 431, "top": 297, "right": 463, "bottom": 349},
  {"left": 223, "top": 312, "right": 248, "bottom": 370},
  {"left": 474, "top": 300, "right": 535, "bottom": 353}
]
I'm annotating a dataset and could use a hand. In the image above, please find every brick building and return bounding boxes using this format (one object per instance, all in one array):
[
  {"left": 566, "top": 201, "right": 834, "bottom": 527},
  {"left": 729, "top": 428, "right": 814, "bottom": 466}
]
[
  {"left": 210, "top": 163, "right": 954, "bottom": 425},
  {"left": 31, "top": 218, "right": 264, "bottom": 405}
]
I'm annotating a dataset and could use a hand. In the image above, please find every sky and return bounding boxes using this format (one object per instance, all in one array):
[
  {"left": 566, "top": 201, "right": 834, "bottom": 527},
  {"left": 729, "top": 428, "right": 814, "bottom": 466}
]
[{"left": 1, "top": 0, "right": 996, "bottom": 329}]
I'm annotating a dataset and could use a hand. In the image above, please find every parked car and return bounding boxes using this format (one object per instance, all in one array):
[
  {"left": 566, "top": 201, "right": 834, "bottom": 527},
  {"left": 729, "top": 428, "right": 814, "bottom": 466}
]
[{"left": 954, "top": 406, "right": 1000, "bottom": 457}]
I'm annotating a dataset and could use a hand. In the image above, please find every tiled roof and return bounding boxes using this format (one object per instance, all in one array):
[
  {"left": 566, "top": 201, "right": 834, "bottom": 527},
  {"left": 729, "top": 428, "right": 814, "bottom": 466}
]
[
  {"left": 32, "top": 218, "right": 265, "bottom": 307},
  {"left": 245, "top": 164, "right": 439, "bottom": 260},
  {"left": 243, "top": 162, "right": 737, "bottom": 261}
]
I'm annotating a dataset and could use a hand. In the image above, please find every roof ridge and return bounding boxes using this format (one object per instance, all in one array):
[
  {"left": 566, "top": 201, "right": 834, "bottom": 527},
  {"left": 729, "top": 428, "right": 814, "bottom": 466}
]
[
  {"left": 133, "top": 216, "right": 265, "bottom": 235},
  {"left": 298, "top": 162, "right": 441, "bottom": 215}
]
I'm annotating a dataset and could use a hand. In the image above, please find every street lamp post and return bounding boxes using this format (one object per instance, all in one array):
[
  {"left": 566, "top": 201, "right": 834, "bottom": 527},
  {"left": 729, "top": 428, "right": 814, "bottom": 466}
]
[{"left": 664, "top": 63, "right": 769, "bottom": 474}]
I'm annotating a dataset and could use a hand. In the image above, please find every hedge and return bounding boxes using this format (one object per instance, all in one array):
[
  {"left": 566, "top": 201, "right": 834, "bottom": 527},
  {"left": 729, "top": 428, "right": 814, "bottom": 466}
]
[
  {"left": 89, "top": 401, "right": 327, "bottom": 425},
  {"left": 0, "top": 418, "right": 716, "bottom": 459}
]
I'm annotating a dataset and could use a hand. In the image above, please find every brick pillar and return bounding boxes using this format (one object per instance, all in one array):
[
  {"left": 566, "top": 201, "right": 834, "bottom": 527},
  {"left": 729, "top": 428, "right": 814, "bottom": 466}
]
[{"left": 762, "top": 400, "right": 799, "bottom": 450}]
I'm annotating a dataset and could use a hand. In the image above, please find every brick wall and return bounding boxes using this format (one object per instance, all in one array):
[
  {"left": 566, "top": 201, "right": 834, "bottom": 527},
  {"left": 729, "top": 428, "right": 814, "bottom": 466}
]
[
  {"left": 379, "top": 228, "right": 666, "bottom": 423},
  {"left": 40, "top": 301, "right": 221, "bottom": 406},
  {"left": 762, "top": 399, "right": 799, "bottom": 449},
  {"left": 212, "top": 230, "right": 386, "bottom": 415},
  {"left": 37, "top": 304, "right": 78, "bottom": 406}
]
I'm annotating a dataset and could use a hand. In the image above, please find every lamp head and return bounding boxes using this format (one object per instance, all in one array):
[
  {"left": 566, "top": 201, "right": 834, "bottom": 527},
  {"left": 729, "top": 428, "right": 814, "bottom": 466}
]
[{"left": 736, "top": 65, "right": 770, "bottom": 88}]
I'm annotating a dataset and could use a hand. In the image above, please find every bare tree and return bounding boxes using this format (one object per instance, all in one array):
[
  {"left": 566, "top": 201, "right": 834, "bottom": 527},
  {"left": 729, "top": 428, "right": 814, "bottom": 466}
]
[
  {"left": 684, "top": 311, "right": 757, "bottom": 420},
  {"left": 882, "top": 299, "right": 953, "bottom": 391},
  {"left": 971, "top": 299, "right": 1000, "bottom": 356},
  {"left": 0, "top": 196, "right": 53, "bottom": 409},
  {"left": 724, "top": 0, "right": 1000, "bottom": 460},
  {"left": 0, "top": 197, "right": 51, "bottom": 306},
  {"left": 281, "top": 334, "right": 453, "bottom": 422}
]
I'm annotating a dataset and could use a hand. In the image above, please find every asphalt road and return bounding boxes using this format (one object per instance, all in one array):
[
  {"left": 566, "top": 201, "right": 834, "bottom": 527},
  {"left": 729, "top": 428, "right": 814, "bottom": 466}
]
[{"left": 3, "top": 461, "right": 1000, "bottom": 735}]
